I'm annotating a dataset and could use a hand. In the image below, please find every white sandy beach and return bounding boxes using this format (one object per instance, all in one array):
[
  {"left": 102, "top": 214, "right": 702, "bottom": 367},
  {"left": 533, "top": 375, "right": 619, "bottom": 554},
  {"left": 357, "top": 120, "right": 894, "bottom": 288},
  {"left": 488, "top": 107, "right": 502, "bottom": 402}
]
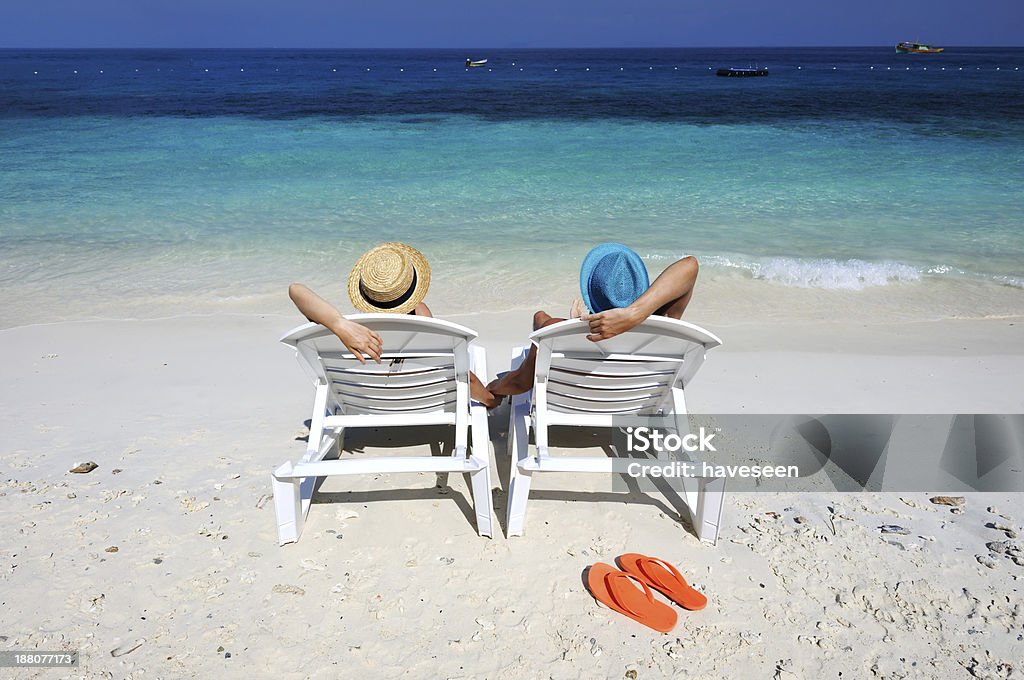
[{"left": 1, "top": 311, "right": 1023, "bottom": 678}]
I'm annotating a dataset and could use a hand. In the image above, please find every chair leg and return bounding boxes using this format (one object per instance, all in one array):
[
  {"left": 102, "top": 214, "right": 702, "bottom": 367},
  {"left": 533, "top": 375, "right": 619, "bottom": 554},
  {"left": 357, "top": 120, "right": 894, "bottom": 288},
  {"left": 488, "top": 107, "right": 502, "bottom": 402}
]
[
  {"left": 465, "top": 343, "right": 495, "bottom": 537},
  {"left": 272, "top": 462, "right": 302, "bottom": 545},
  {"left": 506, "top": 395, "right": 533, "bottom": 537},
  {"left": 694, "top": 476, "right": 726, "bottom": 544},
  {"left": 469, "top": 402, "right": 495, "bottom": 538},
  {"left": 469, "top": 468, "right": 494, "bottom": 538},
  {"left": 505, "top": 347, "right": 529, "bottom": 459}
]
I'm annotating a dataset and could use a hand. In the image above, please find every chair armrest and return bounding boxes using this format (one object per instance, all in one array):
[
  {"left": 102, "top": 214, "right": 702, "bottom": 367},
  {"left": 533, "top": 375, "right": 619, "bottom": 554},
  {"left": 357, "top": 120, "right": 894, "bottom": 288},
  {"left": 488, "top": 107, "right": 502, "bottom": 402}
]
[{"left": 469, "top": 344, "right": 488, "bottom": 406}]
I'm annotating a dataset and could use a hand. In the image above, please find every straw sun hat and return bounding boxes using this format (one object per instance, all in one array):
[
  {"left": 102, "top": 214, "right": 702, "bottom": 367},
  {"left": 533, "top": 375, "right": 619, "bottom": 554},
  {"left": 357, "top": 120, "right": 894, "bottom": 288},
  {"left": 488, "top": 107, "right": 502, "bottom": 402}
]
[{"left": 347, "top": 242, "right": 431, "bottom": 314}]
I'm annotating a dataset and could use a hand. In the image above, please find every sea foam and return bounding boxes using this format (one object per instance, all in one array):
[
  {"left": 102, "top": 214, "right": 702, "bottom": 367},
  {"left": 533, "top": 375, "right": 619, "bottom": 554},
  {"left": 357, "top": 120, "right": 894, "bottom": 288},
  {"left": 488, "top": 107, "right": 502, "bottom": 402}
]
[{"left": 704, "top": 256, "right": 922, "bottom": 290}]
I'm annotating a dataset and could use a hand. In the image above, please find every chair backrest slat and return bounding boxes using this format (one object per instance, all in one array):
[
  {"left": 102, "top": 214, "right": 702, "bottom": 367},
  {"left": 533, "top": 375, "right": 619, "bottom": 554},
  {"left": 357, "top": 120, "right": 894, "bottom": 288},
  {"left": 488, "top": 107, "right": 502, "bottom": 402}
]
[
  {"left": 545, "top": 394, "right": 665, "bottom": 414},
  {"left": 338, "top": 391, "right": 457, "bottom": 412},
  {"left": 550, "top": 357, "right": 681, "bottom": 377},
  {"left": 547, "top": 381, "right": 664, "bottom": 401}
]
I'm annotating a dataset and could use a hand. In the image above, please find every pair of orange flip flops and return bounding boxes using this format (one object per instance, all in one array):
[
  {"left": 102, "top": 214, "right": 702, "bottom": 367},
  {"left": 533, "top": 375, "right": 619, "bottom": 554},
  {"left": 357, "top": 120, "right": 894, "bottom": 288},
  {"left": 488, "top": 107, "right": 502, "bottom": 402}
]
[{"left": 586, "top": 553, "right": 707, "bottom": 633}]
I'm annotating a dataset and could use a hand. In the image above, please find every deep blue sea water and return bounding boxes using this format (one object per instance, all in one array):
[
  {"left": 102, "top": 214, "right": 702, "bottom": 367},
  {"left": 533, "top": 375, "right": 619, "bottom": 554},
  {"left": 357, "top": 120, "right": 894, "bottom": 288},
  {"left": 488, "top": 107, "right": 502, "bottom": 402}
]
[{"left": 1, "top": 48, "right": 1023, "bottom": 325}]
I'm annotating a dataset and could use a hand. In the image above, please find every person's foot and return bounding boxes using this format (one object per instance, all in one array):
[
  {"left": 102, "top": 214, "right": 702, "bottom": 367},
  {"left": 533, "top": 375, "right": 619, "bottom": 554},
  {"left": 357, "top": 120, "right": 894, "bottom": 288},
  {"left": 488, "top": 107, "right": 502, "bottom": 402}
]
[{"left": 570, "top": 297, "right": 587, "bottom": 319}]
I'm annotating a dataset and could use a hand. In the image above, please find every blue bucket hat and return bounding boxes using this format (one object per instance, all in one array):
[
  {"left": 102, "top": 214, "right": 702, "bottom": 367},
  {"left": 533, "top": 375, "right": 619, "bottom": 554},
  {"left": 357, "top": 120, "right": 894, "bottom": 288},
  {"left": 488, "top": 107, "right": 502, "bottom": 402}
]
[{"left": 579, "top": 243, "right": 650, "bottom": 314}]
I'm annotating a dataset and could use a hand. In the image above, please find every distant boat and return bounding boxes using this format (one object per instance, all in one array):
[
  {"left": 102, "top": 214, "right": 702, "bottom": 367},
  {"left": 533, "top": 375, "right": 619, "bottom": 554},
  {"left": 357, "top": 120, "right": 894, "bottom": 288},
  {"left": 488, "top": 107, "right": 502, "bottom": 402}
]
[
  {"left": 896, "top": 42, "right": 944, "bottom": 54},
  {"left": 465, "top": 58, "right": 488, "bottom": 68},
  {"left": 716, "top": 67, "right": 769, "bottom": 77}
]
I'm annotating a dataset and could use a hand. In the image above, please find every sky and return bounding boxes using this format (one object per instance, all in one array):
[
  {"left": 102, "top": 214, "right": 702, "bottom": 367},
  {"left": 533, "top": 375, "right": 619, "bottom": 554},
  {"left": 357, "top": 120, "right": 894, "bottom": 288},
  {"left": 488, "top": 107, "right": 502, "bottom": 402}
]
[{"left": 1, "top": 0, "right": 1021, "bottom": 48}]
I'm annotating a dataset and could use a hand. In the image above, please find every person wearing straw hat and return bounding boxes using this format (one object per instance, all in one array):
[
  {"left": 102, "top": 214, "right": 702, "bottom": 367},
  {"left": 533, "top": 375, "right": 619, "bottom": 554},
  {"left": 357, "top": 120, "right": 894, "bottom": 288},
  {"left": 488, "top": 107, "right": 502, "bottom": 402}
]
[
  {"left": 289, "top": 242, "right": 499, "bottom": 407},
  {"left": 486, "top": 243, "right": 699, "bottom": 399}
]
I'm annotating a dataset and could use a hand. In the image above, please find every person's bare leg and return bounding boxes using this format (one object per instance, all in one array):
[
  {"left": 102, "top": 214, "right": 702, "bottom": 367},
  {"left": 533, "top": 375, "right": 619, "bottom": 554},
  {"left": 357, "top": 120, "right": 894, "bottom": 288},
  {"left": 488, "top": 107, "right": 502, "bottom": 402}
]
[
  {"left": 487, "top": 311, "right": 565, "bottom": 397},
  {"left": 532, "top": 310, "right": 558, "bottom": 331}
]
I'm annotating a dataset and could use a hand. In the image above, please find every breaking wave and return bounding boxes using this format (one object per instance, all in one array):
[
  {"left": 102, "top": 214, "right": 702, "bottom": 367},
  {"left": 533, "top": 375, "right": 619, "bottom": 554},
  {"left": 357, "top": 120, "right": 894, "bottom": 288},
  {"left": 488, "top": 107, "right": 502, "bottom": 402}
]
[{"left": 698, "top": 256, "right": 923, "bottom": 290}]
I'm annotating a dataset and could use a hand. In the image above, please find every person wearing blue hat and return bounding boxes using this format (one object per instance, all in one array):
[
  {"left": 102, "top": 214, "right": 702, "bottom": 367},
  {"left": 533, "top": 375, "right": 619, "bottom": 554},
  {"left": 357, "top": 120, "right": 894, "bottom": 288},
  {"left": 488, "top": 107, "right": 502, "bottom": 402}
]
[{"left": 487, "top": 244, "right": 699, "bottom": 399}]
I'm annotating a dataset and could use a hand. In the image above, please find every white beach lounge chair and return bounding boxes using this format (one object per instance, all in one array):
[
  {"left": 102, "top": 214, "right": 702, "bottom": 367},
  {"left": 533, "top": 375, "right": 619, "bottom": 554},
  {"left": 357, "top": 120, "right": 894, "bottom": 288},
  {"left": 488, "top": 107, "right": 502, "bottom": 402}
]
[
  {"left": 272, "top": 315, "right": 495, "bottom": 545},
  {"left": 505, "top": 317, "right": 724, "bottom": 543}
]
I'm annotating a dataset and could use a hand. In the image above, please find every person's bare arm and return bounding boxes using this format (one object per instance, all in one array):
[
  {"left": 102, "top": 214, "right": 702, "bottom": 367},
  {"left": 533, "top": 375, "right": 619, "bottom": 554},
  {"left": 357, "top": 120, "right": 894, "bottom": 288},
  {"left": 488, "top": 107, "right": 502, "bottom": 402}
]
[
  {"left": 581, "top": 256, "right": 698, "bottom": 342},
  {"left": 288, "top": 283, "right": 383, "bottom": 364}
]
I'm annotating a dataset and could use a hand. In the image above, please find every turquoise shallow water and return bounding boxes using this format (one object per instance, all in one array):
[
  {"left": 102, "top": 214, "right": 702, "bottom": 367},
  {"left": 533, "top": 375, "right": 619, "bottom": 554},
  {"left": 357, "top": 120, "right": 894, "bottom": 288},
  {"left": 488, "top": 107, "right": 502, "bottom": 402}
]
[{"left": 1, "top": 48, "right": 1023, "bottom": 326}]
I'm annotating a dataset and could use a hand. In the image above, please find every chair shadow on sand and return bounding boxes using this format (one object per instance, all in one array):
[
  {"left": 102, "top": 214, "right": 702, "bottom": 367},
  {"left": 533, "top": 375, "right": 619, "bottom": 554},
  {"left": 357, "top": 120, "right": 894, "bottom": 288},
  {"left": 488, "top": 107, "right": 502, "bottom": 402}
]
[
  {"left": 295, "top": 398, "right": 700, "bottom": 540},
  {"left": 300, "top": 421, "right": 481, "bottom": 530}
]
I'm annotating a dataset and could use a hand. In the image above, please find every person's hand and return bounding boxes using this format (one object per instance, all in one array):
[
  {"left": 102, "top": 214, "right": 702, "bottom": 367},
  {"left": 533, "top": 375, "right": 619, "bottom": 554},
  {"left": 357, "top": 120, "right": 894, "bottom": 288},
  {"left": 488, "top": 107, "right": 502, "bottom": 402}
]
[
  {"left": 487, "top": 372, "right": 531, "bottom": 398},
  {"left": 581, "top": 307, "right": 643, "bottom": 342},
  {"left": 333, "top": 318, "right": 383, "bottom": 364},
  {"left": 477, "top": 389, "right": 504, "bottom": 410}
]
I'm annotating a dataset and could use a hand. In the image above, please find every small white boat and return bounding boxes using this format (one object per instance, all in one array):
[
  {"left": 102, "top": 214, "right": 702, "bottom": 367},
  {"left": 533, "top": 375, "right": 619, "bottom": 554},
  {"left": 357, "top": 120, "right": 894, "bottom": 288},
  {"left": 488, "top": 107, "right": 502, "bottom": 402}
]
[
  {"left": 465, "top": 58, "right": 488, "bottom": 68},
  {"left": 716, "top": 67, "right": 769, "bottom": 77}
]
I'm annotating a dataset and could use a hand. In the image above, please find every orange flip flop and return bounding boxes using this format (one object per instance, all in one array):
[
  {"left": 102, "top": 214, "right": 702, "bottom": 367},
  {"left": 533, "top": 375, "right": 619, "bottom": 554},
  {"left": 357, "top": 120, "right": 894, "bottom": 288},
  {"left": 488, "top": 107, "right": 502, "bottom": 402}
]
[
  {"left": 616, "top": 553, "right": 708, "bottom": 611},
  {"left": 585, "top": 562, "right": 677, "bottom": 633}
]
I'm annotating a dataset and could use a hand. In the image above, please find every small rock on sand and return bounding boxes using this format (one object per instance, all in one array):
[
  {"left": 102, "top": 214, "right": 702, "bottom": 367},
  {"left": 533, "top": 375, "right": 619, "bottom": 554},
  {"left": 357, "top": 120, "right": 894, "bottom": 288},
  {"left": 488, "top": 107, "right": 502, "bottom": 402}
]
[
  {"left": 272, "top": 584, "right": 305, "bottom": 596},
  {"left": 104, "top": 546, "right": 118, "bottom": 553},
  {"left": 879, "top": 525, "right": 910, "bottom": 535},
  {"left": 976, "top": 555, "right": 999, "bottom": 569},
  {"left": 930, "top": 496, "right": 965, "bottom": 507},
  {"left": 69, "top": 462, "right": 98, "bottom": 474}
]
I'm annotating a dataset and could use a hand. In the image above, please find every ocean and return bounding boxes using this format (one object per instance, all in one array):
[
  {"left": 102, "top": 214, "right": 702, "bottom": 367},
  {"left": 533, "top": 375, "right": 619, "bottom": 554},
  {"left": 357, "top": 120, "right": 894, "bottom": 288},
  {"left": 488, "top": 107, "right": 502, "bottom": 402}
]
[{"left": 1, "top": 47, "right": 1022, "bottom": 327}]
